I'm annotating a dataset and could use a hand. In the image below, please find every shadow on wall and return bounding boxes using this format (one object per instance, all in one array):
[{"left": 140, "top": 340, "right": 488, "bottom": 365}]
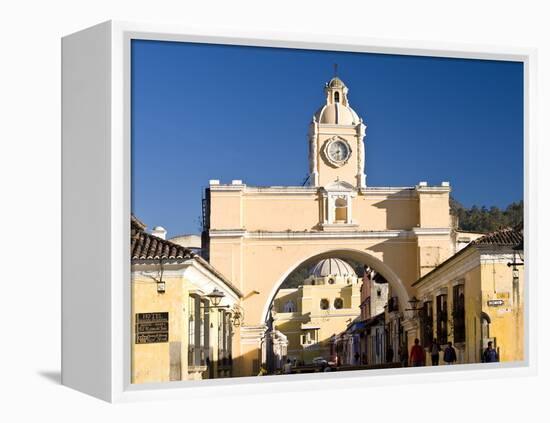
[{"left": 371, "top": 190, "right": 419, "bottom": 230}]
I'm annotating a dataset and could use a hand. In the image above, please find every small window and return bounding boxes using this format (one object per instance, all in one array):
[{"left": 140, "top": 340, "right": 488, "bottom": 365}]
[
  {"left": 320, "top": 299, "right": 329, "bottom": 310},
  {"left": 334, "top": 298, "right": 343, "bottom": 309},
  {"left": 335, "top": 197, "right": 347, "bottom": 222},
  {"left": 334, "top": 91, "right": 340, "bottom": 103},
  {"left": 377, "top": 289, "right": 381, "bottom": 297},
  {"left": 328, "top": 278, "right": 335, "bottom": 285}
]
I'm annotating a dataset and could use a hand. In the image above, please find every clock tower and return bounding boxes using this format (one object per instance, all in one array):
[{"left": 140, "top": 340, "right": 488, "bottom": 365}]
[{"left": 308, "top": 76, "right": 367, "bottom": 189}]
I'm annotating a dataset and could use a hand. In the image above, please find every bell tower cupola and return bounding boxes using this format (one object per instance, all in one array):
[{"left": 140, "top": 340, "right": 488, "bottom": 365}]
[{"left": 308, "top": 75, "right": 367, "bottom": 189}]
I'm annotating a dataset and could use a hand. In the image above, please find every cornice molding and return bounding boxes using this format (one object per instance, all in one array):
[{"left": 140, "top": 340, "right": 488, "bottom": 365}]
[
  {"left": 413, "top": 227, "right": 452, "bottom": 236},
  {"left": 209, "top": 229, "right": 420, "bottom": 240}
]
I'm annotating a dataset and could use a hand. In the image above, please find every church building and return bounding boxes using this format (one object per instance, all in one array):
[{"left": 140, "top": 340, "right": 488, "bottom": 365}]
[{"left": 270, "top": 258, "right": 361, "bottom": 366}]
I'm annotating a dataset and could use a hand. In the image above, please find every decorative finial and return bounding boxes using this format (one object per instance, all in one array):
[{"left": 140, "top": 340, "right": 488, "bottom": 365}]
[{"left": 334, "top": 63, "right": 339, "bottom": 77}]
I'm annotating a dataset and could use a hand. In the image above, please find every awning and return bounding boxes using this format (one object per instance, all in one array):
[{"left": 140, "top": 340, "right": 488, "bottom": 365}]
[{"left": 348, "top": 320, "right": 367, "bottom": 333}]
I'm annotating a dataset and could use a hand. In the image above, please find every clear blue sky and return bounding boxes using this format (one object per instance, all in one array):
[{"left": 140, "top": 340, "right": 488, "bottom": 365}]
[{"left": 131, "top": 40, "right": 523, "bottom": 236}]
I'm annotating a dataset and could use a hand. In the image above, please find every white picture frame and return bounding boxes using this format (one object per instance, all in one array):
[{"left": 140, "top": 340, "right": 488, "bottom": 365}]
[{"left": 61, "top": 20, "right": 537, "bottom": 403}]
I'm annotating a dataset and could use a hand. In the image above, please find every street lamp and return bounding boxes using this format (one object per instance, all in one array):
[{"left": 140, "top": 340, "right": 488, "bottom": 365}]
[
  {"left": 507, "top": 243, "right": 524, "bottom": 306},
  {"left": 405, "top": 296, "right": 422, "bottom": 315},
  {"left": 206, "top": 288, "right": 225, "bottom": 307}
]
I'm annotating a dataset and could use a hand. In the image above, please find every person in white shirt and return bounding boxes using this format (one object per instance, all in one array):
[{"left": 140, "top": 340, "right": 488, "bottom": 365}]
[{"left": 282, "top": 359, "right": 292, "bottom": 374}]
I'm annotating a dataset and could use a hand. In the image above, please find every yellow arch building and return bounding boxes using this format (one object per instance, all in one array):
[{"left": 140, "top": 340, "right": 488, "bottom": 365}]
[{"left": 204, "top": 76, "right": 458, "bottom": 377}]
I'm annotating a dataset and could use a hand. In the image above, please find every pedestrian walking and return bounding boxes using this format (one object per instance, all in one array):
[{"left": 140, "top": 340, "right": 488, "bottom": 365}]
[
  {"left": 282, "top": 359, "right": 292, "bottom": 374},
  {"left": 482, "top": 341, "right": 499, "bottom": 363},
  {"left": 430, "top": 338, "right": 441, "bottom": 366},
  {"left": 386, "top": 345, "right": 394, "bottom": 363},
  {"left": 443, "top": 341, "right": 457, "bottom": 365},
  {"left": 409, "top": 338, "right": 425, "bottom": 367}
]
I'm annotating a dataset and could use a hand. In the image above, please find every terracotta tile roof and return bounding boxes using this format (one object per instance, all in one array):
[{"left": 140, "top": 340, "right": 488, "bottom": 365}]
[
  {"left": 471, "top": 226, "right": 523, "bottom": 246},
  {"left": 131, "top": 221, "right": 193, "bottom": 260},
  {"left": 413, "top": 226, "right": 523, "bottom": 287},
  {"left": 131, "top": 216, "right": 243, "bottom": 298},
  {"left": 131, "top": 215, "right": 146, "bottom": 231}
]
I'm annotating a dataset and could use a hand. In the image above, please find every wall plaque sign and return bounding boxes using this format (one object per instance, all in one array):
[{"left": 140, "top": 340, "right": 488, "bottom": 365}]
[
  {"left": 487, "top": 299, "right": 505, "bottom": 307},
  {"left": 135, "top": 312, "right": 169, "bottom": 344}
]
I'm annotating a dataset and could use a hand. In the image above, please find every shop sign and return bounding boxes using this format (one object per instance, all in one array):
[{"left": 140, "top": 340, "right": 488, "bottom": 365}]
[{"left": 135, "top": 312, "right": 169, "bottom": 344}]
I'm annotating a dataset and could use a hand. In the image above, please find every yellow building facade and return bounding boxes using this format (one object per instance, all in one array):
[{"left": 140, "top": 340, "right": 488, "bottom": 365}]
[
  {"left": 131, "top": 216, "right": 242, "bottom": 384},
  {"left": 413, "top": 227, "right": 524, "bottom": 364},
  {"left": 271, "top": 258, "right": 361, "bottom": 366},
  {"left": 203, "top": 76, "right": 460, "bottom": 376}
]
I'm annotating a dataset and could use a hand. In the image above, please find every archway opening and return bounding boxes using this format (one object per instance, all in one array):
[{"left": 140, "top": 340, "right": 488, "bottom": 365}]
[{"left": 262, "top": 249, "right": 411, "bottom": 373}]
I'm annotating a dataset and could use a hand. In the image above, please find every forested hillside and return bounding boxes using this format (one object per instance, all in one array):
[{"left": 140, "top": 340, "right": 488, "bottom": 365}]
[{"left": 451, "top": 197, "right": 523, "bottom": 233}]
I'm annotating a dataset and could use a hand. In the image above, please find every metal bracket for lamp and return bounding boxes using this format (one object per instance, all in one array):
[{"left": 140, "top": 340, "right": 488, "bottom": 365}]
[
  {"left": 404, "top": 296, "right": 423, "bottom": 318},
  {"left": 141, "top": 257, "right": 167, "bottom": 293}
]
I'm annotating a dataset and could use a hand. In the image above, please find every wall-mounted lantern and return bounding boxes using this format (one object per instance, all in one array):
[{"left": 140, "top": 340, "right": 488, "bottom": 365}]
[
  {"left": 156, "top": 280, "right": 166, "bottom": 294},
  {"left": 231, "top": 305, "right": 244, "bottom": 327}
]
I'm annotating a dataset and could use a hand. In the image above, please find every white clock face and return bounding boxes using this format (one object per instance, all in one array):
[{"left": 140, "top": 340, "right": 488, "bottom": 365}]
[{"left": 328, "top": 140, "right": 350, "bottom": 162}]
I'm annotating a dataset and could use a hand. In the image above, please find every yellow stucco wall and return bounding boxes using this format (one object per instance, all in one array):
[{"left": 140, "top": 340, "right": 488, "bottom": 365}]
[
  {"left": 131, "top": 267, "right": 233, "bottom": 384},
  {"left": 131, "top": 273, "right": 188, "bottom": 384},
  {"left": 209, "top": 188, "right": 439, "bottom": 232},
  {"left": 480, "top": 260, "right": 524, "bottom": 362},
  {"left": 415, "top": 248, "right": 524, "bottom": 365}
]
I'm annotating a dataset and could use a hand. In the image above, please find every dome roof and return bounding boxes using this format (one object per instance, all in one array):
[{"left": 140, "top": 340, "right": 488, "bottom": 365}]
[
  {"left": 313, "top": 76, "right": 361, "bottom": 125},
  {"left": 310, "top": 258, "right": 357, "bottom": 278},
  {"left": 314, "top": 103, "right": 360, "bottom": 125},
  {"left": 328, "top": 77, "right": 345, "bottom": 88}
]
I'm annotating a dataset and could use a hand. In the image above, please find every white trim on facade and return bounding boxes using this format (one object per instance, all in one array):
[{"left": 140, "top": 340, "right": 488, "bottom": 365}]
[
  {"left": 132, "top": 259, "right": 241, "bottom": 305},
  {"left": 209, "top": 229, "right": 424, "bottom": 240}
]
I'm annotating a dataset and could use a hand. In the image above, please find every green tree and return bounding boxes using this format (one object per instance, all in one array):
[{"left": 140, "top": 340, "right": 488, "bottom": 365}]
[{"left": 450, "top": 197, "right": 523, "bottom": 233}]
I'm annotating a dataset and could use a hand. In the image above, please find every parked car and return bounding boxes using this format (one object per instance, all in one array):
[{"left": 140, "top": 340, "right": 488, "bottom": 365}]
[{"left": 312, "top": 357, "right": 328, "bottom": 367}]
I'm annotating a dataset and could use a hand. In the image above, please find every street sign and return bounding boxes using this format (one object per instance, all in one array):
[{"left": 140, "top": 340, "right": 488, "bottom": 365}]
[
  {"left": 487, "top": 299, "right": 504, "bottom": 307},
  {"left": 135, "top": 312, "right": 169, "bottom": 344}
]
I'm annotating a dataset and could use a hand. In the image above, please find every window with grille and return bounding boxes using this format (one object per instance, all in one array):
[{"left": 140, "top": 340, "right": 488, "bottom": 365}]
[
  {"left": 436, "top": 294, "right": 448, "bottom": 345},
  {"left": 421, "top": 301, "right": 433, "bottom": 347},
  {"left": 188, "top": 295, "right": 196, "bottom": 366},
  {"left": 453, "top": 284, "right": 465, "bottom": 343}
]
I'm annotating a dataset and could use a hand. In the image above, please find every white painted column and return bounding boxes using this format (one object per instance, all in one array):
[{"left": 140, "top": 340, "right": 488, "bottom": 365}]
[
  {"left": 346, "top": 194, "right": 352, "bottom": 224},
  {"left": 327, "top": 195, "right": 335, "bottom": 224}
]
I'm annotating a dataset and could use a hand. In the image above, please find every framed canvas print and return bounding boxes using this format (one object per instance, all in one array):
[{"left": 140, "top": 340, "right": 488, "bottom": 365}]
[{"left": 61, "top": 21, "right": 537, "bottom": 402}]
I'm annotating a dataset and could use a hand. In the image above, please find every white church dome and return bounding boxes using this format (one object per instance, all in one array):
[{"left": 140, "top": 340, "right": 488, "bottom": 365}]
[
  {"left": 310, "top": 258, "right": 357, "bottom": 278},
  {"left": 314, "top": 103, "right": 360, "bottom": 125}
]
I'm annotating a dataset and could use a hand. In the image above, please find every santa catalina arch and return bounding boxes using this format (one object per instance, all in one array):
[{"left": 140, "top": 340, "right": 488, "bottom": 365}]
[{"left": 203, "top": 76, "right": 453, "bottom": 377}]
